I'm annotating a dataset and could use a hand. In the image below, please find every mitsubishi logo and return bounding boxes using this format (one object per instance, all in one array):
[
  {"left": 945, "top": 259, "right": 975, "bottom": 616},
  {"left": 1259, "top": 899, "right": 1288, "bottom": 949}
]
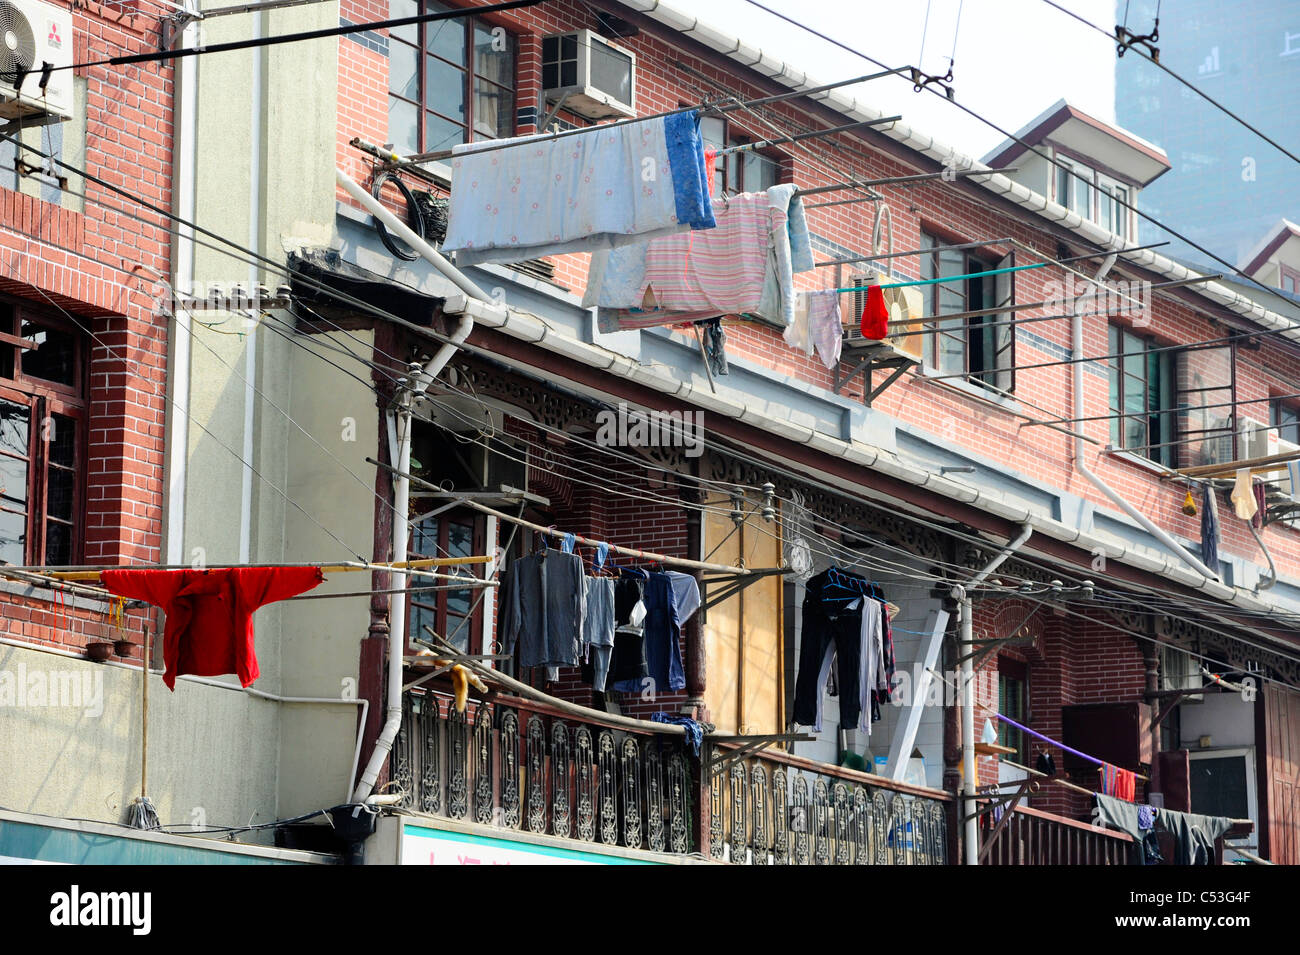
[{"left": 47, "top": 21, "right": 62, "bottom": 49}]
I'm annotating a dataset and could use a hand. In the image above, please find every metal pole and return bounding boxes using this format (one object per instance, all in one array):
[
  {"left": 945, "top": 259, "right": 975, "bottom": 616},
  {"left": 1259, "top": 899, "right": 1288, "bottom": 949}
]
[{"left": 793, "top": 166, "right": 1016, "bottom": 199}]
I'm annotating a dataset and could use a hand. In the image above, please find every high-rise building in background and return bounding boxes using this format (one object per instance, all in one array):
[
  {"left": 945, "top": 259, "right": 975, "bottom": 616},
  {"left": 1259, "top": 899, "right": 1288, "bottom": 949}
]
[{"left": 1114, "top": 0, "right": 1300, "bottom": 275}]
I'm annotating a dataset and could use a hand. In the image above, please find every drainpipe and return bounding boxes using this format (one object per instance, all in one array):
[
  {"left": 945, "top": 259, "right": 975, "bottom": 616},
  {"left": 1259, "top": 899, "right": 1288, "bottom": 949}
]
[
  {"left": 952, "top": 522, "right": 1033, "bottom": 866},
  {"left": 165, "top": 1, "right": 200, "bottom": 566},
  {"left": 1070, "top": 256, "right": 1218, "bottom": 581},
  {"left": 342, "top": 168, "right": 480, "bottom": 803}
]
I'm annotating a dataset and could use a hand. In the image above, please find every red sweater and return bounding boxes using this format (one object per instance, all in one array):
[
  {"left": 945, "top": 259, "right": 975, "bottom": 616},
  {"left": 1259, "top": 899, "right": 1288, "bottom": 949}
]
[{"left": 101, "top": 567, "right": 325, "bottom": 690}]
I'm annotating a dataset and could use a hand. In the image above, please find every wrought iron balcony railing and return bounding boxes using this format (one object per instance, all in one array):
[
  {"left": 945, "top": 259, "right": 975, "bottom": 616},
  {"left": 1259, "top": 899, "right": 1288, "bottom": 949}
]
[{"left": 394, "top": 688, "right": 953, "bottom": 864}]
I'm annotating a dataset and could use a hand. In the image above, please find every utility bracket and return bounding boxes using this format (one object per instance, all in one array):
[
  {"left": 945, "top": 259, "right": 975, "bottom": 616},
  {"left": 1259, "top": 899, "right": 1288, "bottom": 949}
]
[
  {"left": 909, "top": 65, "right": 955, "bottom": 101},
  {"left": 1115, "top": 20, "right": 1159, "bottom": 61}
]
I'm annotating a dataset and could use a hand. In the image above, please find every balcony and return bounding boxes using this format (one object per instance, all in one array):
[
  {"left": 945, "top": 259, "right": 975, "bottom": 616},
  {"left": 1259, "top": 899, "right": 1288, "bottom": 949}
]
[
  {"left": 979, "top": 801, "right": 1134, "bottom": 865},
  {"left": 394, "top": 688, "right": 953, "bottom": 864}
]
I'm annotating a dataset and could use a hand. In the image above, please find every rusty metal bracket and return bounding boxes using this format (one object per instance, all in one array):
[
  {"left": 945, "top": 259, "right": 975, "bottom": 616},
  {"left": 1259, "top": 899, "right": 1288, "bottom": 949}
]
[{"left": 1115, "top": 19, "right": 1159, "bottom": 61}]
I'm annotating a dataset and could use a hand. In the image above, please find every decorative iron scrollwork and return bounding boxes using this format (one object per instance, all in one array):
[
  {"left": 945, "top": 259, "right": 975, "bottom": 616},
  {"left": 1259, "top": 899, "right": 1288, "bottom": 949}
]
[
  {"left": 447, "top": 704, "right": 469, "bottom": 820},
  {"left": 852, "top": 787, "right": 869, "bottom": 865},
  {"left": 812, "top": 779, "right": 830, "bottom": 865},
  {"left": 872, "top": 790, "right": 889, "bottom": 865},
  {"left": 420, "top": 695, "right": 441, "bottom": 815},
  {"left": 597, "top": 730, "right": 618, "bottom": 846},
  {"left": 750, "top": 764, "right": 769, "bottom": 865},
  {"left": 473, "top": 703, "right": 493, "bottom": 825},
  {"left": 551, "top": 722, "right": 571, "bottom": 839},
  {"left": 526, "top": 715, "right": 547, "bottom": 834},
  {"left": 729, "top": 762, "right": 748, "bottom": 864},
  {"left": 771, "top": 768, "right": 789, "bottom": 865},
  {"left": 500, "top": 710, "right": 521, "bottom": 830},
  {"left": 709, "top": 749, "right": 725, "bottom": 860},
  {"left": 668, "top": 749, "right": 689, "bottom": 854},
  {"left": 791, "top": 774, "right": 810, "bottom": 865},
  {"left": 394, "top": 696, "right": 414, "bottom": 810},
  {"left": 645, "top": 743, "right": 665, "bottom": 853},
  {"left": 832, "top": 782, "right": 851, "bottom": 865},
  {"left": 575, "top": 726, "right": 595, "bottom": 842},
  {"left": 621, "top": 737, "right": 643, "bottom": 849}
]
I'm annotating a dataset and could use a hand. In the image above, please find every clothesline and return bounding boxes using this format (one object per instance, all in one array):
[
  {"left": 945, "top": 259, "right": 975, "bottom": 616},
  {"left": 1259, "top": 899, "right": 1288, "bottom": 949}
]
[
  {"left": 370, "top": 457, "right": 785, "bottom": 578},
  {"left": 5, "top": 556, "right": 492, "bottom": 584},
  {"left": 995, "top": 713, "right": 1150, "bottom": 782},
  {"left": 404, "top": 67, "right": 911, "bottom": 164},
  {"left": 826, "top": 259, "right": 1049, "bottom": 293}
]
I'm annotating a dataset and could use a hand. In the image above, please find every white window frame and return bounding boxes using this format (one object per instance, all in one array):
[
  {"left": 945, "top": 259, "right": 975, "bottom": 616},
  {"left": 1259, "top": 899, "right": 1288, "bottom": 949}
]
[{"left": 1188, "top": 747, "right": 1258, "bottom": 852}]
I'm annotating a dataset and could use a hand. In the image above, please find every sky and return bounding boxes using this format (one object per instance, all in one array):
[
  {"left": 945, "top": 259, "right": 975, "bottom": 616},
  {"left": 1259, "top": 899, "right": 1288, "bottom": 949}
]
[{"left": 678, "top": 0, "right": 1118, "bottom": 159}]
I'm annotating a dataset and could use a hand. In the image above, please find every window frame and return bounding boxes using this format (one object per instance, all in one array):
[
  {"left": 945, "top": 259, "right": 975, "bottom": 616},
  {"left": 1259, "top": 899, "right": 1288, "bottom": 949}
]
[
  {"left": 918, "top": 231, "right": 1016, "bottom": 393},
  {"left": 1280, "top": 264, "right": 1300, "bottom": 294},
  {"left": 405, "top": 508, "right": 486, "bottom": 657},
  {"left": 698, "top": 114, "right": 787, "bottom": 196},
  {"left": 1107, "top": 323, "right": 1176, "bottom": 466},
  {"left": 0, "top": 297, "right": 89, "bottom": 567},
  {"left": 1055, "top": 153, "right": 1132, "bottom": 239},
  {"left": 387, "top": 1, "right": 517, "bottom": 156},
  {"left": 997, "top": 657, "right": 1028, "bottom": 766}
]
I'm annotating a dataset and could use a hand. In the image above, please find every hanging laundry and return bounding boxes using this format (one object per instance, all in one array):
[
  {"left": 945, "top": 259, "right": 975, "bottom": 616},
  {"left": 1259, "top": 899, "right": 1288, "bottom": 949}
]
[
  {"left": 1099, "top": 762, "right": 1136, "bottom": 801},
  {"left": 581, "top": 574, "right": 616, "bottom": 692},
  {"left": 1230, "top": 468, "right": 1257, "bottom": 521},
  {"left": 1252, "top": 478, "right": 1267, "bottom": 529},
  {"left": 443, "top": 111, "right": 715, "bottom": 266},
  {"left": 608, "top": 573, "right": 649, "bottom": 684},
  {"left": 664, "top": 570, "right": 701, "bottom": 625},
  {"left": 585, "top": 185, "right": 814, "bottom": 331},
  {"left": 100, "top": 567, "right": 325, "bottom": 691},
  {"left": 612, "top": 570, "right": 685, "bottom": 695},
  {"left": 792, "top": 567, "right": 881, "bottom": 733},
  {"left": 700, "top": 317, "right": 729, "bottom": 376},
  {"left": 1201, "top": 484, "right": 1220, "bottom": 570},
  {"left": 786, "top": 290, "right": 843, "bottom": 369},
  {"left": 859, "top": 283, "right": 889, "bottom": 339},
  {"left": 650, "top": 712, "right": 711, "bottom": 756},
  {"left": 1094, "top": 795, "right": 1164, "bottom": 865},
  {"left": 498, "top": 550, "right": 586, "bottom": 669}
]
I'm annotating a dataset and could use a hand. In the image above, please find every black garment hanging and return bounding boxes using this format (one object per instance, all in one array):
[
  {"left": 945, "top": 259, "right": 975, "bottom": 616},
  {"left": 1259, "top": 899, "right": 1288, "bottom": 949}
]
[{"left": 792, "top": 567, "right": 871, "bottom": 732}]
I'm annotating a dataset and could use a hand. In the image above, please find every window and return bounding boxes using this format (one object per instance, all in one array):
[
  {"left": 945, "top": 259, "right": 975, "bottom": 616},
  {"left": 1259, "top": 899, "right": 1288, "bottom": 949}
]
[
  {"left": 919, "top": 232, "right": 1015, "bottom": 392},
  {"left": 387, "top": 0, "right": 516, "bottom": 157},
  {"left": 997, "top": 660, "right": 1028, "bottom": 765},
  {"left": 1056, "top": 156, "right": 1132, "bottom": 239},
  {"left": 699, "top": 115, "right": 783, "bottom": 196},
  {"left": 1174, "top": 344, "right": 1236, "bottom": 468},
  {"left": 0, "top": 299, "right": 87, "bottom": 566},
  {"left": 1108, "top": 325, "right": 1175, "bottom": 465},
  {"left": 1281, "top": 264, "right": 1300, "bottom": 295},
  {"left": 1273, "top": 398, "right": 1300, "bottom": 446},
  {"left": 407, "top": 510, "right": 485, "bottom": 654}
]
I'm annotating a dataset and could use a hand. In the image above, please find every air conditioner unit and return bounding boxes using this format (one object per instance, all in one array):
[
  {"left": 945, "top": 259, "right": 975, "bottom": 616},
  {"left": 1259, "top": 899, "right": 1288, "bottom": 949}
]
[
  {"left": 844, "top": 272, "right": 926, "bottom": 362},
  {"left": 541, "top": 29, "right": 636, "bottom": 121},
  {"left": 0, "top": 0, "right": 74, "bottom": 124},
  {"left": 1238, "top": 418, "right": 1275, "bottom": 461}
]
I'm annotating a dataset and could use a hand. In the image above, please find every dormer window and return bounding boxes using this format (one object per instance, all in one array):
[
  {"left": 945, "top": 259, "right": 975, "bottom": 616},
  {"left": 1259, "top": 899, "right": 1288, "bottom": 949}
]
[{"left": 1055, "top": 156, "right": 1132, "bottom": 239}]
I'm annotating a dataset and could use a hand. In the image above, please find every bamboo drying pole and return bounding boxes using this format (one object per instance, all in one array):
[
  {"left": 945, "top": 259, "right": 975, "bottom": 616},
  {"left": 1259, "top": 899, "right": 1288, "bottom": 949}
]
[{"left": 368, "top": 458, "right": 784, "bottom": 578}]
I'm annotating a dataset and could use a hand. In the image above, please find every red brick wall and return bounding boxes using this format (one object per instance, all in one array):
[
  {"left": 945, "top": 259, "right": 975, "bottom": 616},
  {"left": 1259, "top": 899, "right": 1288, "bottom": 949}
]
[{"left": 1, "top": 1, "right": 172, "bottom": 656}]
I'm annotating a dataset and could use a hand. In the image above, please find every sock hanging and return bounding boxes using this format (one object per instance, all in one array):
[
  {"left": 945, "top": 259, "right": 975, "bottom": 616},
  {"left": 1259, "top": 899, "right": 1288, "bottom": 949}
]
[{"left": 859, "top": 284, "right": 889, "bottom": 339}]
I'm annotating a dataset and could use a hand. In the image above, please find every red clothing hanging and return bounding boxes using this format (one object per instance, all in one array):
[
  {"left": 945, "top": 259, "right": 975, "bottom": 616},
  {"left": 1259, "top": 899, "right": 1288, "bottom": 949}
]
[
  {"left": 101, "top": 567, "right": 325, "bottom": 690},
  {"left": 859, "top": 284, "right": 889, "bottom": 339}
]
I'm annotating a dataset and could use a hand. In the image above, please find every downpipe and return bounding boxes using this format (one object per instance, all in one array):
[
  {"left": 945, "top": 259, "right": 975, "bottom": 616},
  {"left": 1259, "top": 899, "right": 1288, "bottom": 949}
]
[
  {"left": 952, "top": 522, "right": 1032, "bottom": 866},
  {"left": 342, "top": 167, "right": 480, "bottom": 803}
]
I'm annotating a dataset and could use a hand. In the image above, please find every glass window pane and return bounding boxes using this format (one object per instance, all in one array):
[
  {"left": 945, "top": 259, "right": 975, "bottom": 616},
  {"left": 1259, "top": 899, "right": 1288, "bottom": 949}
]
[
  {"left": 49, "top": 414, "right": 74, "bottom": 468},
  {"left": 20, "top": 321, "right": 77, "bottom": 386},
  {"left": 0, "top": 507, "right": 24, "bottom": 563},
  {"left": 389, "top": 0, "right": 418, "bottom": 45},
  {"left": 448, "top": 521, "right": 472, "bottom": 557},
  {"left": 0, "top": 399, "right": 29, "bottom": 463},
  {"left": 1108, "top": 368, "right": 1121, "bottom": 412},
  {"left": 1123, "top": 351, "right": 1144, "bottom": 379},
  {"left": 387, "top": 97, "right": 419, "bottom": 156},
  {"left": 46, "top": 466, "right": 73, "bottom": 521},
  {"left": 472, "top": 77, "right": 513, "bottom": 140},
  {"left": 390, "top": 40, "right": 419, "bottom": 100},
  {"left": 473, "top": 22, "right": 514, "bottom": 87},
  {"left": 588, "top": 39, "right": 633, "bottom": 107},
  {"left": 447, "top": 589, "right": 470, "bottom": 617},
  {"left": 45, "top": 519, "right": 70, "bottom": 565},
  {"left": 425, "top": 112, "right": 465, "bottom": 152},
  {"left": 424, "top": 2, "right": 465, "bottom": 65},
  {"left": 1125, "top": 416, "right": 1146, "bottom": 450},
  {"left": 425, "top": 54, "right": 467, "bottom": 123},
  {"left": 0, "top": 455, "right": 27, "bottom": 509}
]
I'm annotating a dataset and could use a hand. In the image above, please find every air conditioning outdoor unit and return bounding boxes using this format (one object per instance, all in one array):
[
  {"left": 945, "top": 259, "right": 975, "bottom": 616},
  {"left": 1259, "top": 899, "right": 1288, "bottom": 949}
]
[
  {"left": 541, "top": 29, "right": 635, "bottom": 121},
  {"left": 0, "top": 0, "right": 74, "bottom": 124}
]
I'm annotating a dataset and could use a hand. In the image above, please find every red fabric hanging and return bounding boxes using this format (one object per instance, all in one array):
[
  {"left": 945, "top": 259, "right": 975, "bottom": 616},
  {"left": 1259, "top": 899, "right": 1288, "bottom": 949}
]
[
  {"left": 101, "top": 567, "right": 325, "bottom": 690},
  {"left": 859, "top": 284, "right": 889, "bottom": 339}
]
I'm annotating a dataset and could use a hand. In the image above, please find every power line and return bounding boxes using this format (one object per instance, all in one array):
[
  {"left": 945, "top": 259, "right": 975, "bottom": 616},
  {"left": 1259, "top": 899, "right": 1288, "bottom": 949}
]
[
  {"left": 26, "top": 0, "right": 546, "bottom": 76},
  {"left": 738, "top": 0, "right": 1300, "bottom": 321},
  {"left": 1038, "top": 0, "right": 1300, "bottom": 168}
]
